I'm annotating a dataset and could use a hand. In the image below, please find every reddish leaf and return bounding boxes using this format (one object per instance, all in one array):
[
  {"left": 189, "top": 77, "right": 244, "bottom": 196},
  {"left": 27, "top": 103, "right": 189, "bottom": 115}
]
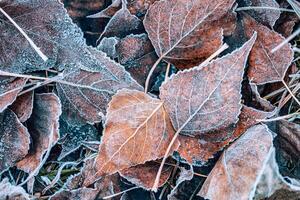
[
  {"left": 177, "top": 105, "right": 275, "bottom": 165},
  {"left": 159, "top": 34, "right": 256, "bottom": 137},
  {"left": 56, "top": 48, "right": 142, "bottom": 125},
  {"left": 198, "top": 124, "right": 273, "bottom": 200},
  {"left": 84, "top": 89, "right": 179, "bottom": 186},
  {"left": 17, "top": 93, "right": 61, "bottom": 173},
  {"left": 99, "top": 6, "right": 144, "bottom": 40},
  {"left": 120, "top": 160, "right": 173, "bottom": 190},
  {"left": 0, "top": 76, "right": 27, "bottom": 113},
  {"left": 10, "top": 91, "right": 34, "bottom": 122},
  {"left": 0, "top": 178, "right": 30, "bottom": 200},
  {"left": 241, "top": 0, "right": 281, "bottom": 27},
  {"left": 0, "top": 0, "right": 86, "bottom": 73},
  {"left": 243, "top": 14, "right": 294, "bottom": 84},
  {"left": 0, "top": 109, "right": 30, "bottom": 173},
  {"left": 144, "top": 0, "right": 236, "bottom": 69}
]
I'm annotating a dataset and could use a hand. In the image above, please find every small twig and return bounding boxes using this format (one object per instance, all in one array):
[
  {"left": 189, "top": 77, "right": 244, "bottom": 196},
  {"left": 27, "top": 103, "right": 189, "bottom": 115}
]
[
  {"left": 198, "top": 43, "right": 229, "bottom": 68},
  {"left": 164, "top": 63, "right": 171, "bottom": 83},
  {"left": 257, "top": 112, "right": 299, "bottom": 122},
  {"left": 145, "top": 56, "right": 164, "bottom": 93},
  {"left": 271, "top": 28, "right": 300, "bottom": 53},
  {"left": 235, "top": 6, "right": 295, "bottom": 12},
  {"left": 0, "top": 8, "right": 48, "bottom": 61}
]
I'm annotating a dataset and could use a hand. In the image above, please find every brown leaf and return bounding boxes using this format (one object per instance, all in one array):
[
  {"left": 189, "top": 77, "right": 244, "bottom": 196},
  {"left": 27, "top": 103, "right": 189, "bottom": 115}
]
[
  {"left": 0, "top": 0, "right": 86, "bottom": 73},
  {"left": 144, "top": 0, "right": 236, "bottom": 69},
  {"left": 0, "top": 76, "right": 27, "bottom": 113},
  {"left": 0, "top": 178, "right": 30, "bottom": 200},
  {"left": 198, "top": 124, "right": 273, "bottom": 200},
  {"left": 0, "top": 109, "right": 30, "bottom": 173},
  {"left": 177, "top": 105, "right": 275, "bottom": 165},
  {"left": 120, "top": 160, "right": 173, "bottom": 190},
  {"left": 99, "top": 6, "right": 144, "bottom": 40},
  {"left": 241, "top": 0, "right": 281, "bottom": 27},
  {"left": 243, "top": 14, "right": 294, "bottom": 84},
  {"left": 84, "top": 89, "right": 179, "bottom": 186},
  {"left": 17, "top": 93, "right": 61, "bottom": 173},
  {"left": 10, "top": 91, "right": 34, "bottom": 122},
  {"left": 56, "top": 48, "right": 142, "bottom": 125},
  {"left": 159, "top": 34, "right": 256, "bottom": 137}
]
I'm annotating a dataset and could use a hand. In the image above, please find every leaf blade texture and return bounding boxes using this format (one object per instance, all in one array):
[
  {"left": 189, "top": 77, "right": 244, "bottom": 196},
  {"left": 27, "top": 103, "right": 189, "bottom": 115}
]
[
  {"left": 17, "top": 93, "right": 62, "bottom": 173},
  {"left": 0, "top": 109, "right": 30, "bottom": 174},
  {"left": 243, "top": 14, "right": 294, "bottom": 84},
  {"left": 84, "top": 89, "right": 179, "bottom": 185},
  {"left": 144, "top": 0, "right": 236, "bottom": 69},
  {"left": 159, "top": 33, "right": 256, "bottom": 137},
  {"left": 198, "top": 124, "right": 273, "bottom": 200}
]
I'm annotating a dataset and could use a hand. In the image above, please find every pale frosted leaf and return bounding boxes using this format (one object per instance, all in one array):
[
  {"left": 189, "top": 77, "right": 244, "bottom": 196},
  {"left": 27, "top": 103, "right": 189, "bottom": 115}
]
[
  {"left": 56, "top": 49, "right": 142, "bottom": 124},
  {"left": 0, "top": 76, "right": 27, "bottom": 113},
  {"left": 198, "top": 124, "right": 273, "bottom": 200},
  {"left": 243, "top": 14, "right": 294, "bottom": 84},
  {"left": 84, "top": 89, "right": 179, "bottom": 186},
  {"left": 17, "top": 93, "right": 61, "bottom": 173},
  {"left": 0, "top": 109, "right": 30, "bottom": 173},
  {"left": 97, "top": 37, "right": 120, "bottom": 59},
  {"left": 10, "top": 91, "right": 34, "bottom": 122},
  {"left": 0, "top": 178, "right": 30, "bottom": 200},
  {"left": 0, "top": 0, "right": 85, "bottom": 73},
  {"left": 160, "top": 34, "right": 256, "bottom": 137},
  {"left": 242, "top": 0, "right": 280, "bottom": 27},
  {"left": 144, "top": 0, "right": 236, "bottom": 69}
]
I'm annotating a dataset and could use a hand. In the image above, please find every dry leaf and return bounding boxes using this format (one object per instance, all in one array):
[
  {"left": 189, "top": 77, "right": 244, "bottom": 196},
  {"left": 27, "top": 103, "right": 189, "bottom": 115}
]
[
  {"left": 243, "top": 14, "right": 294, "bottom": 84},
  {"left": 10, "top": 91, "right": 34, "bottom": 122},
  {"left": 0, "top": 109, "right": 30, "bottom": 173},
  {"left": 17, "top": 93, "right": 61, "bottom": 173},
  {"left": 56, "top": 48, "right": 142, "bottom": 125},
  {"left": 241, "top": 0, "right": 281, "bottom": 27},
  {"left": 87, "top": 0, "right": 122, "bottom": 19},
  {"left": 99, "top": 6, "right": 144, "bottom": 40},
  {"left": 160, "top": 34, "right": 256, "bottom": 137},
  {"left": 177, "top": 105, "right": 275, "bottom": 165},
  {"left": 144, "top": 0, "right": 236, "bottom": 69},
  {"left": 0, "top": 0, "right": 86, "bottom": 73},
  {"left": 58, "top": 119, "right": 100, "bottom": 160},
  {"left": 84, "top": 89, "right": 179, "bottom": 185},
  {"left": 97, "top": 37, "right": 120, "bottom": 59},
  {"left": 120, "top": 160, "right": 173, "bottom": 190},
  {"left": 198, "top": 124, "right": 273, "bottom": 200},
  {"left": 0, "top": 76, "right": 27, "bottom": 113},
  {"left": 0, "top": 178, "right": 30, "bottom": 200}
]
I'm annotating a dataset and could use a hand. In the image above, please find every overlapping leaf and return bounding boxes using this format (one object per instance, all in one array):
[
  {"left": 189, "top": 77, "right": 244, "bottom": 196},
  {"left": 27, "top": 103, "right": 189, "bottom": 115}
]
[
  {"left": 160, "top": 34, "right": 256, "bottom": 137},
  {"left": 198, "top": 124, "right": 274, "bottom": 200},
  {"left": 144, "top": 0, "right": 236, "bottom": 69},
  {"left": 10, "top": 91, "right": 34, "bottom": 122},
  {"left": 0, "top": 76, "right": 27, "bottom": 113},
  {"left": 84, "top": 89, "right": 179, "bottom": 185},
  {"left": 17, "top": 93, "right": 61, "bottom": 173},
  {"left": 243, "top": 14, "right": 294, "bottom": 84},
  {"left": 0, "top": 109, "right": 30, "bottom": 173},
  {"left": 0, "top": 178, "right": 30, "bottom": 200}
]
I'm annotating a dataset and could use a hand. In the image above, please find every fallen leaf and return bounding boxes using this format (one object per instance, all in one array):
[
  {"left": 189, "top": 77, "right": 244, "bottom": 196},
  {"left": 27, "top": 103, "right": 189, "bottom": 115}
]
[
  {"left": 0, "top": 0, "right": 86, "bottom": 73},
  {"left": 0, "top": 109, "right": 30, "bottom": 173},
  {"left": 274, "top": 120, "right": 300, "bottom": 180},
  {"left": 0, "top": 76, "right": 27, "bottom": 113},
  {"left": 0, "top": 178, "right": 30, "bottom": 200},
  {"left": 84, "top": 89, "right": 179, "bottom": 185},
  {"left": 241, "top": 0, "right": 281, "bottom": 27},
  {"left": 177, "top": 105, "right": 275, "bottom": 165},
  {"left": 56, "top": 48, "right": 142, "bottom": 125},
  {"left": 120, "top": 160, "right": 173, "bottom": 190},
  {"left": 160, "top": 34, "right": 256, "bottom": 137},
  {"left": 58, "top": 119, "right": 100, "bottom": 160},
  {"left": 198, "top": 124, "right": 273, "bottom": 200},
  {"left": 10, "top": 91, "right": 34, "bottom": 122},
  {"left": 17, "top": 93, "right": 61, "bottom": 174},
  {"left": 144, "top": 0, "right": 236, "bottom": 69},
  {"left": 99, "top": 6, "right": 144, "bottom": 40},
  {"left": 243, "top": 14, "right": 294, "bottom": 84},
  {"left": 87, "top": 0, "right": 122, "bottom": 19}
]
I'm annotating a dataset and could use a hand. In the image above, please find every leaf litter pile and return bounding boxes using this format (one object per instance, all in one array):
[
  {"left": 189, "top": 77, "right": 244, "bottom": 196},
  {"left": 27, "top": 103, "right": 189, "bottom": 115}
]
[{"left": 0, "top": 0, "right": 300, "bottom": 199}]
